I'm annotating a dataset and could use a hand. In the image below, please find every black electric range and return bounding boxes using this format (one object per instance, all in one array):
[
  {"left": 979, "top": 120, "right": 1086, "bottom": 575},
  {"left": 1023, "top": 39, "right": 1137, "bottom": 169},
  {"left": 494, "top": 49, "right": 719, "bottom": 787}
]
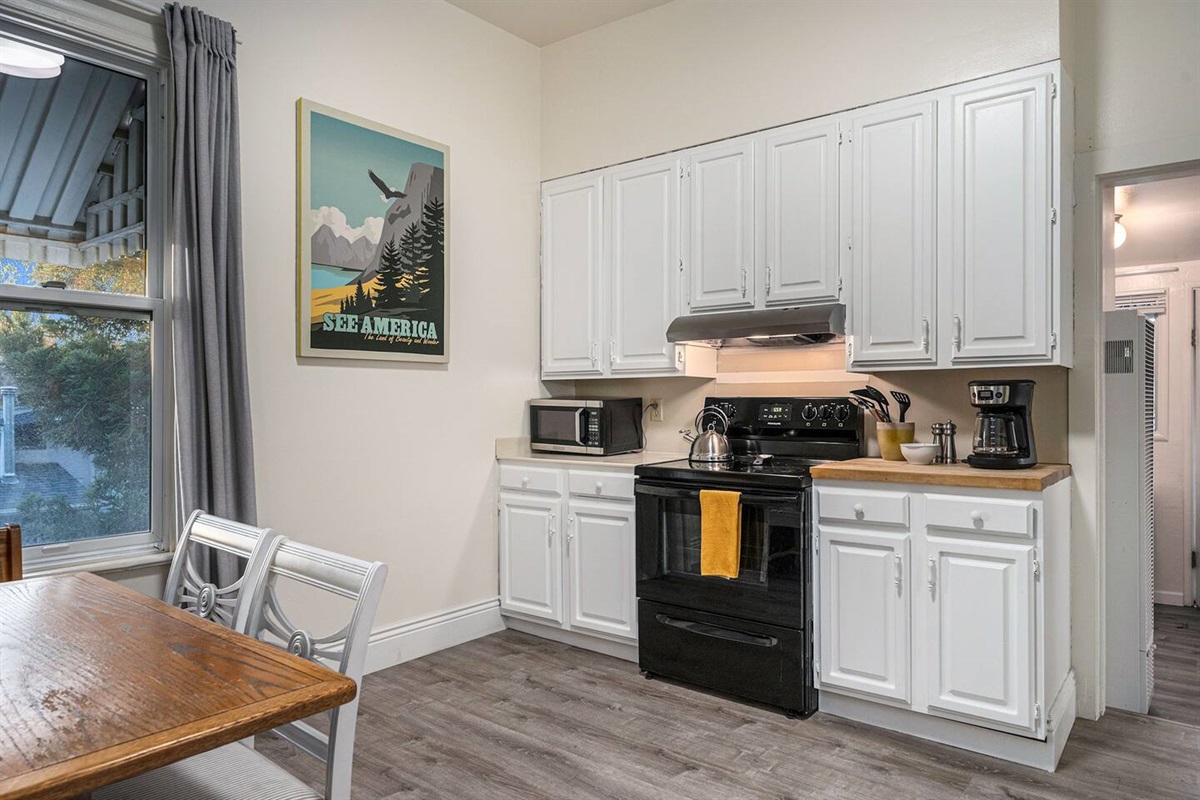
[{"left": 634, "top": 396, "right": 866, "bottom": 718}]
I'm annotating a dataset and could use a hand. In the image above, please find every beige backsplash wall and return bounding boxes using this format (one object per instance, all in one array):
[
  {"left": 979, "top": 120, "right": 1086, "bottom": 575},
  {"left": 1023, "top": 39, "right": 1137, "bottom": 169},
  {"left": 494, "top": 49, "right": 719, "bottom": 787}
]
[{"left": 554, "top": 344, "right": 1069, "bottom": 463}]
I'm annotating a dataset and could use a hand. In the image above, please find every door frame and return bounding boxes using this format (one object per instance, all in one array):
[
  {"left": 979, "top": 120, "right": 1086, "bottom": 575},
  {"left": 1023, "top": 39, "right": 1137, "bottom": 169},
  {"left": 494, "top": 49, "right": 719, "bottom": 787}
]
[{"left": 1072, "top": 138, "right": 1200, "bottom": 720}]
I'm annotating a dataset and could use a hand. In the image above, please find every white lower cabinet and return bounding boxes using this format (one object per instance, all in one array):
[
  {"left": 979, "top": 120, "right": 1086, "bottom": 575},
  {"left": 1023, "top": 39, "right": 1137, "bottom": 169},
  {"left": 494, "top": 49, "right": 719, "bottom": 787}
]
[
  {"left": 499, "top": 492, "right": 562, "bottom": 623},
  {"left": 819, "top": 526, "right": 910, "bottom": 702},
  {"left": 815, "top": 478, "right": 1072, "bottom": 769},
  {"left": 926, "top": 536, "right": 1036, "bottom": 732},
  {"left": 498, "top": 461, "right": 637, "bottom": 649}
]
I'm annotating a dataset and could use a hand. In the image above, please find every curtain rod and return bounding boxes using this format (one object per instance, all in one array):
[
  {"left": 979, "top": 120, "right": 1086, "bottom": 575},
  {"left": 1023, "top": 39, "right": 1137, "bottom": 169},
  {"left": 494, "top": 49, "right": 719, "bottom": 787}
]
[{"left": 113, "top": 0, "right": 245, "bottom": 45}]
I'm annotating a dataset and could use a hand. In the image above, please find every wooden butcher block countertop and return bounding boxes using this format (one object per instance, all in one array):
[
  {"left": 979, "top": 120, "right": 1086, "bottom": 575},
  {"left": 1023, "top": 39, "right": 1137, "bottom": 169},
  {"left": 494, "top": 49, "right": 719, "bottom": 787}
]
[{"left": 810, "top": 458, "right": 1072, "bottom": 491}]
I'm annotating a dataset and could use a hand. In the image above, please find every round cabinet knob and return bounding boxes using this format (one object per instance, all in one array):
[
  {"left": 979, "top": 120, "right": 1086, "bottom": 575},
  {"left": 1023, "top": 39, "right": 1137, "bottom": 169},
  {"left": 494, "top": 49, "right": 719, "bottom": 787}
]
[
  {"left": 595, "top": 481, "right": 603, "bottom": 495},
  {"left": 521, "top": 476, "right": 529, "bottom": 487},
  {"left": 969, "top": 510, "right": 984, "bottom": 524},
  {"left": 801, "top": 403, "right": 818, "bottom": 422},
  {"left": 853, "top": 503, "right": 866, "bottom": 519}
]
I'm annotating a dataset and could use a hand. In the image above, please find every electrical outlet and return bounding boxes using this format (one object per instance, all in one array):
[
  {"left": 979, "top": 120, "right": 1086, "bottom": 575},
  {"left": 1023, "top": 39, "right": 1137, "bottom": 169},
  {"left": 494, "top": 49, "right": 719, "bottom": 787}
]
[{"left": 647, "top": 398, "right": 664, "bottom": 422}]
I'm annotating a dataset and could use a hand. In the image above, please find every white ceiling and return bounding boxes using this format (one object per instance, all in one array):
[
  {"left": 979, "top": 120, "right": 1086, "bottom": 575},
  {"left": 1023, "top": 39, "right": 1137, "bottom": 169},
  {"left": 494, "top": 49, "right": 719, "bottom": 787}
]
[
  {"left": 1115, "top": 174, "right": 1200, "bottom": 268},
  {"left": 445, "top": 0, "right": 671, "bottom": 46}
]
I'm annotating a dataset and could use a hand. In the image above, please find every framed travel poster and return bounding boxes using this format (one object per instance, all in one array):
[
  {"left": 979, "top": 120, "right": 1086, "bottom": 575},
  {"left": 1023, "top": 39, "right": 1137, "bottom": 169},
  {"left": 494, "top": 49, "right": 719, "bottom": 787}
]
[{"left": 297, "top": 99, "right": 448, "bottom": 362}]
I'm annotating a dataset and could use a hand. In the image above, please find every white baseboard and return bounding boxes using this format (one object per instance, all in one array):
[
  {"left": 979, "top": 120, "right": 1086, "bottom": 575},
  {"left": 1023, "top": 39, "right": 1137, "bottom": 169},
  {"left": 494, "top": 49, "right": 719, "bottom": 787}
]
[
  {"left": 1154, "top": 590, "right": 1185, "bottom": 606},
  {"left": 363, "top": 596, "right": 505, "bottom": 675},
  {"left": 503, "top": 615, "right": 639, "bottom": 663}
]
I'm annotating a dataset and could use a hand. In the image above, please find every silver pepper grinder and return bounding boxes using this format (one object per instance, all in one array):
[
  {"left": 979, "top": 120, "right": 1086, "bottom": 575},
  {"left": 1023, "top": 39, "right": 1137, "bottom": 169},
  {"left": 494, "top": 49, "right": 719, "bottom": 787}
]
[
  {"left": 931, "top": 422, "right": 947, "bottom": 464},
  {"left": 944, "top": 419, "right": 958, "bottom": 464}
]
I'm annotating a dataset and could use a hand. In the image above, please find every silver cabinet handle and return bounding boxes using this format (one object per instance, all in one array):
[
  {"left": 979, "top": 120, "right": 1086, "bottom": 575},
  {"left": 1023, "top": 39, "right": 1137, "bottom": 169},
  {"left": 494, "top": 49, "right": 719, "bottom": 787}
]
[
  {"left": 740, "top": 268, "right": 747, "bottom": 297},
  {"left": 953, "top": 315, "right": 962, "bottom": 352},
  {"left": 610, "top": 339, "right": 617, "bottom": 366},
  {"left": 590, "top": 341, "right": 598, "bottom": 367},
  {"left": 765, "top": 264, "right": 772, "bottom": 296},
  {"left": 928, "top": 556, "right": 937, "bottom": 596},
  {"left": 921, "top": 317, "right": 930, "bottom": 353},
  {"left": 566, "top": 515, "right": 575, "bottom": 555},
  {"left": 548, "top": 511, "right": 556, "bottom": 547},
  {"left": 894, "top": 553, "right": 903, "bottom": 592}
]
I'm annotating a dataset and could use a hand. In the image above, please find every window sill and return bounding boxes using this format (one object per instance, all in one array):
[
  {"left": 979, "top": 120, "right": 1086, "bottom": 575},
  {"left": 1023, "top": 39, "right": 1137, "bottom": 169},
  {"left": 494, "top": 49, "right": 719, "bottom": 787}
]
[{"left": 24, "top": 550, "right": 174, "bottom": 579}]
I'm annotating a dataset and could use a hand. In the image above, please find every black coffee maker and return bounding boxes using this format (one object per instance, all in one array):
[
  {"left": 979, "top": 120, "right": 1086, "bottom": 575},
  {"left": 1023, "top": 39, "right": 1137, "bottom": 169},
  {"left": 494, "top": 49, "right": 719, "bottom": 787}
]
[{"left": 965, "top": 380, "right": 1037, "bottom": 469}]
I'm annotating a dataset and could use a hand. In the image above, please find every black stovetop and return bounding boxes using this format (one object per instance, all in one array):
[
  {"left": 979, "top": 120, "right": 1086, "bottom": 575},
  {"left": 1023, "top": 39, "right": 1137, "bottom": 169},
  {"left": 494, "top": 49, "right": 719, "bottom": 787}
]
[{"left": 635, "top": 396, "right": 867, "bottom": 492}]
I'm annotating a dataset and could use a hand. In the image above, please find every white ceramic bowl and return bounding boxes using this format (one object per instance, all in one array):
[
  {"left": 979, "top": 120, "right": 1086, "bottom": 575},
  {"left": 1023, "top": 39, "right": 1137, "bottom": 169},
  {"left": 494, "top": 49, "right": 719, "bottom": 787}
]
[{"left": 900, "top": 443, "right": 939, "bottom": 465}]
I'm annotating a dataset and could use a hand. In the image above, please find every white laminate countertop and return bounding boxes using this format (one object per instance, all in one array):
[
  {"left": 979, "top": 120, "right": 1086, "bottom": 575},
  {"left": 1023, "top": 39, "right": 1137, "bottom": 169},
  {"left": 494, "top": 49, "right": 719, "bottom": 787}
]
[{"left": 495, "top": 437, "right": 686, "bottom": 470}]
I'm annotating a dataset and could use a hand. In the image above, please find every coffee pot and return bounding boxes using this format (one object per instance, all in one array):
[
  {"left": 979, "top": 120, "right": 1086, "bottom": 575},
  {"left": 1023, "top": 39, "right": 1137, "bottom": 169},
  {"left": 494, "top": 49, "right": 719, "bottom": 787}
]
[{"left": 965, "top": 380, "right": 1037, "bottom": 469}]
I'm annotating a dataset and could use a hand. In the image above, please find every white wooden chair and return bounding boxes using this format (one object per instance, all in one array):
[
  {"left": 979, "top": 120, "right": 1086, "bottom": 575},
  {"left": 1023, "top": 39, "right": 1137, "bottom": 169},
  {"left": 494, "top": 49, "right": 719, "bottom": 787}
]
[
  {"left": 162, "top": 510, "right": 278, "bottom": 628},
  {"left": 96, "top": 537, "right": 387, "bottom": 800}
]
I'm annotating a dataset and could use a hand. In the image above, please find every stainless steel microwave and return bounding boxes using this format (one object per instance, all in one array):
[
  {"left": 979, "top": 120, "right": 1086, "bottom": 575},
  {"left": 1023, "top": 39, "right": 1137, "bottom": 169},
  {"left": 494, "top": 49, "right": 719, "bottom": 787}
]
[{"left": 529, "top": 398, "right": 643, "bottom": 456}]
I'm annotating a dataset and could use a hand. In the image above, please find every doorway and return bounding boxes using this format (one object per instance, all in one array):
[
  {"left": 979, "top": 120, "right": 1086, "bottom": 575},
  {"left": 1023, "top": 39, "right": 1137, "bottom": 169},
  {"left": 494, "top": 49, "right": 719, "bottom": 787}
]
[{"left": 1103, "top": 166, "right": 1200, "bottom": 724}]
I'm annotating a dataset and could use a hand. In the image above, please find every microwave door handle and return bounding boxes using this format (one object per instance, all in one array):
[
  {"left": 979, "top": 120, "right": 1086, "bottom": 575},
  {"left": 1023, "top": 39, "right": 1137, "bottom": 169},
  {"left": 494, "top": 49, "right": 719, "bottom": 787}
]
[{"left": 575, "top": 409, "right": 586, "bottom": 446}]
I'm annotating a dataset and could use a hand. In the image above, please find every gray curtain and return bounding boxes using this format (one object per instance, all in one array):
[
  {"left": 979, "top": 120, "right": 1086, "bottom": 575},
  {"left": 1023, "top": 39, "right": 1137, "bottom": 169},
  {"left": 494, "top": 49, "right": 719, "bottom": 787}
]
[{"left": 164, "top": 5, "right": 256, "bottom": 582}]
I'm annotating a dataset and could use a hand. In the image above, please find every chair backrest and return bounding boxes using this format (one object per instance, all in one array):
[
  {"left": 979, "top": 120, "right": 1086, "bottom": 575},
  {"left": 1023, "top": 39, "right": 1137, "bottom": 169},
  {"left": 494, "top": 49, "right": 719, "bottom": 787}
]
[
  {"left": 235, "top": 536, "right": 387, "bottom": 800},
  {"left": 163, "top": 510, "right": 278, "bottom": 628},
  {"left": 0, "top": 523, "right": 21, "bottom": 582}
]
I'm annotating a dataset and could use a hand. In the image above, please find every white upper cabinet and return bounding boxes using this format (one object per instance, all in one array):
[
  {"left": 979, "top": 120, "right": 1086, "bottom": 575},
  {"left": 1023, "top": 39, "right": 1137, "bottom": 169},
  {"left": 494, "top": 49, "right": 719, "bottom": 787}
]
[
  {"left": 685, "top": 138, "right": 755, "bottom": 312},
  {"left": 608, "top": 157, "right": 681, "bottom": 373},
  {"left": 541, "top": 174, "right": 604, "bottom": 376},
  {"left": 847, "top": 99, "right": 938, "bottom": 367},
  {"left": 943, "top": 70, "right": 1054, "bottom": 364},
  {"left": 925, "top": 537, "right": 1037, "bottom": 733},
  {"left": 762, "top": 119, "right": 841, "bottom": 306}
]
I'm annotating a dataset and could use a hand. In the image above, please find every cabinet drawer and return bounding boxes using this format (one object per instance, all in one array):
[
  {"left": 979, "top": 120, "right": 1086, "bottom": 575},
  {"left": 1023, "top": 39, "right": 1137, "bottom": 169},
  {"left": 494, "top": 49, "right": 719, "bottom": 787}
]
[
  {"left": 817, "top": 487, "right": 909, "bottom": 527},
  {"left": 499, "top": 465, "right": 562, "bottom": 495},
  {"left": 925, "top": 494, "right": 1034, "bottom": 538},
  {"left": 568, "top": 470, "right": 635, "bottom": 501}
]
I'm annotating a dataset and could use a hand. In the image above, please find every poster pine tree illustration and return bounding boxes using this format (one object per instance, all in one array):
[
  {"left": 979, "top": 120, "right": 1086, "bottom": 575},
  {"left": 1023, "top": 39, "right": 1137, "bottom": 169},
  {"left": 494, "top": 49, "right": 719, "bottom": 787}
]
[{"left": 297, "top": 99, "right": 447, "bottom": 362}]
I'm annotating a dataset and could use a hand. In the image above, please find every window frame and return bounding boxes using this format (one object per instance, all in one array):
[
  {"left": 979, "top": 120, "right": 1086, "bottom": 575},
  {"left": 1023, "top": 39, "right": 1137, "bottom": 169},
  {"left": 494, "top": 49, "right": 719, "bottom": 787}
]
[{"left": 0, "top": 16, "right": 173, "bottom": 573}]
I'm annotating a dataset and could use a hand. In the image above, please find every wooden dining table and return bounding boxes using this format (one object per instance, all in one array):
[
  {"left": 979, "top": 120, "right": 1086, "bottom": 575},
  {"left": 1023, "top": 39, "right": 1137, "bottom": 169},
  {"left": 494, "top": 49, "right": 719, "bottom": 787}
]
[{"left": 0, "top": 572, "right": 357, "bottom": 800}]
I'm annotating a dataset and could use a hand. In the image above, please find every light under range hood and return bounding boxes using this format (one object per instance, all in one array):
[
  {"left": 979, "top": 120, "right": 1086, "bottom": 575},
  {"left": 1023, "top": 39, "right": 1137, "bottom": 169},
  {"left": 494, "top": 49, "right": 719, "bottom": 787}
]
[{"left": 666, "top": 304, "right": 845, "bottom": 348}]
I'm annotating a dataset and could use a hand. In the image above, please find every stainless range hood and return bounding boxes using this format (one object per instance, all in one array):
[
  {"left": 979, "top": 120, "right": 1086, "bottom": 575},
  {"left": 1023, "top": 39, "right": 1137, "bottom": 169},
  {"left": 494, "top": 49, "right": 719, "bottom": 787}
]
[{"left": 666, "top": 304, "right": 845, "bottom": 348}]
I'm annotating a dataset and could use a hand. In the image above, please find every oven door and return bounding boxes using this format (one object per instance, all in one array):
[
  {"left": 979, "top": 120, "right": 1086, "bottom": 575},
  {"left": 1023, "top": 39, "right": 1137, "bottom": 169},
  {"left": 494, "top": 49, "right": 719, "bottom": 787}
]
[{"left": 635, "top": 479, "right": 809, "bottom": 629}]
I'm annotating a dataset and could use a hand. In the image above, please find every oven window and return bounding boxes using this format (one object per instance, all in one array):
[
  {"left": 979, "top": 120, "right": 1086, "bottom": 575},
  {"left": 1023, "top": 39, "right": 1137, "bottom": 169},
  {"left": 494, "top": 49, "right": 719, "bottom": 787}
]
[
  {"left": 661, "top": 498, "right": 771, "bottom": 586},
  {"left": 533, "top": 408, "right": 577, "bottom": 443}
]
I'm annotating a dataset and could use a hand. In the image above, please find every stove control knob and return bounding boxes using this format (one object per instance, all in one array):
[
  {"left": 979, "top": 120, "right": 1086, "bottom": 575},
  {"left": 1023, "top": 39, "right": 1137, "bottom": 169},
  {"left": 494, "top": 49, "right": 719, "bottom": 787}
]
[
  {"left": 834, "top": 404, "right": 850, "bottom": 422},
  {"left": 818, "top": 405, "right": 834, "bottom": 421},
  {"left": 800, "top": 403, "right": 817, "bottom": 422}
]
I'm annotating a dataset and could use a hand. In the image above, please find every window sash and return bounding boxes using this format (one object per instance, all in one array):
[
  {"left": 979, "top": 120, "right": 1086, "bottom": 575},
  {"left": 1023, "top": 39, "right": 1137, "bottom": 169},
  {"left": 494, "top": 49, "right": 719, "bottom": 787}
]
[{"left": 0, "top": 16, "right": 171, "bottom": 572}]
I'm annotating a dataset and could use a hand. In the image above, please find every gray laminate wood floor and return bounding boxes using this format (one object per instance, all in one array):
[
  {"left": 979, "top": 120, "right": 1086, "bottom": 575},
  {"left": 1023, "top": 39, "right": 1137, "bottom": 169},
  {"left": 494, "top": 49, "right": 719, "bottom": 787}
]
[
  {"left": 1150, "top": 603, "right": 1200, "bottom": 727},
  {"left": 259, "top": 630, "right": 1200, "bottom": 800}
]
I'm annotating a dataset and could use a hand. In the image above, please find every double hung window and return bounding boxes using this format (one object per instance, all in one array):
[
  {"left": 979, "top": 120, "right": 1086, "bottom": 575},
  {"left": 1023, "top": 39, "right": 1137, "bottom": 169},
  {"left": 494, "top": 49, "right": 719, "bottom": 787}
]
[{"left": 0, "top": 27, "right": 167, "bottom": 570}]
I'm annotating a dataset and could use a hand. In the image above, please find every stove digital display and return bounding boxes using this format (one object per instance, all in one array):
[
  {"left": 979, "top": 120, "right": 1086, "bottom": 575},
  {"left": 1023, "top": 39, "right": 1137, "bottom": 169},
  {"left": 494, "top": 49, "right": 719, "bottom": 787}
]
[{"left": 758, "top": 403, "right": 792, "bottom": 423}]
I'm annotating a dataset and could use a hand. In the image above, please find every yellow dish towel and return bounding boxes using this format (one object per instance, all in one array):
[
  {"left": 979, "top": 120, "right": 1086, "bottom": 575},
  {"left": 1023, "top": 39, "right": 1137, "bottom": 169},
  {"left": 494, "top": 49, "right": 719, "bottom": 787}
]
[{"left": 700, "top": 489, "right": 742, "bottom": 579}]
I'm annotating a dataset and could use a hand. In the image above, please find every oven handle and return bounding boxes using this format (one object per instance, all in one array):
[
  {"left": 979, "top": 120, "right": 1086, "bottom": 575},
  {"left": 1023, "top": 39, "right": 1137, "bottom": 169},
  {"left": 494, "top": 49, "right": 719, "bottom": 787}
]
[
  {"left": 655, "top": 614, "right": 779, "bottom": 648},
  {"left": 635, "top": 483, "right": 801, "bottom": 506}
]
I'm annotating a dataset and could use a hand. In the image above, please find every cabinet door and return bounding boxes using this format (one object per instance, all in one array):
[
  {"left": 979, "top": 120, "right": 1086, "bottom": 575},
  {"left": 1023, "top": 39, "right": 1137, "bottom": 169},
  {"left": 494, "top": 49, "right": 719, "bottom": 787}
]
[
  {"left": 608, "top": 157, "right": 681, "bottom": 373},
  {"left": 566, "top": 499, "right": 636, "bottom": 640},
  {"left": 946, "top": 73, "right": 1052, "bottom": 363},
  {"left": 763, "top": 119, "right": 841, "bottom": 305},
  {"left": 542, "top": 175, "right": 604, "bottom": 376},
  {"left": 925, "top": 537, "right": 1036, "bottom": 733},
  {"left": 499, "top": 493, "right": 563, "bottom": 624},
  {"left": 685, "top": 139, "right": 755, "bottom": 312},
  {"left": 847, "top": 100, "right": 937, "bottom": 367},
  {"left": 819, "top": 526, "right": 911, "bottom": 702}
]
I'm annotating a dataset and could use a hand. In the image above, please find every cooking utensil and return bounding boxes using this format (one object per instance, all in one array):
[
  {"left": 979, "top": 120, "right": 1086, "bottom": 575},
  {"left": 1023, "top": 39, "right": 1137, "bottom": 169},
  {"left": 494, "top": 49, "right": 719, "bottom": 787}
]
[
  {"left": 890, "top": 390, "right": 912, "bottom": 423},
  {"left": 850, "top": 389, "right": 890, "bottom": 422},
  {"left": 862, "top": 386, "right": 893, "bottom": 422},
  {"left": 689, "top": 406, "right": 732, "bottom": 463},
  {"left": 849, "top": 396, "right": 883, "bottom": 422}
]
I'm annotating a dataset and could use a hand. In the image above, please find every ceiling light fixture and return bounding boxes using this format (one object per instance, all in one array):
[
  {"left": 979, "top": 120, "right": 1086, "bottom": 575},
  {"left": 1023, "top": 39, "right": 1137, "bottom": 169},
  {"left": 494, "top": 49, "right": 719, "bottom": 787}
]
[
  {"left": 0, "top": 37, "right": 65, "bottom": 79},
  {"left": 1113, "top": 214, "right": 1127, "bottom": 249}
]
